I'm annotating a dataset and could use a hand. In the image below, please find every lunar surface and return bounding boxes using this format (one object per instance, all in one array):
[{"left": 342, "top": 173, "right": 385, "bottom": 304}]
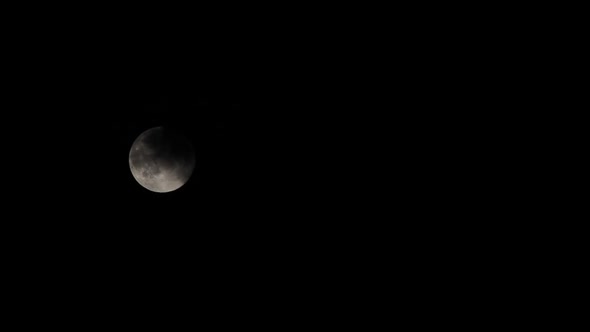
[{"left": 129, "top": 127, "right": 195, "bottom": 193}]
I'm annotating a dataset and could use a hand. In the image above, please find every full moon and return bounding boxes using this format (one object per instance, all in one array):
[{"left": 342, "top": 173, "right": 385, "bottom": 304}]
[{"left": 129, "top": 126, "right": 195, "bottom": 193}]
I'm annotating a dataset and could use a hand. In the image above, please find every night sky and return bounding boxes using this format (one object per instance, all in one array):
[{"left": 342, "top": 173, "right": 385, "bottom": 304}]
[
  {"left": 4, "top": 24, "right": 359, "bottom": 302},
  {"left": 1, "top": 6, "right": 513, "bottom": 325},
  {"left": 2, "top": 11, "right": 404, "bottom": 318}
]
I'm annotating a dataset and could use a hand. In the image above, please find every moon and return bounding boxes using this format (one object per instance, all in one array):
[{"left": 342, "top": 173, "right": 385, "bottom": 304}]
[{"left": 129, "top": 126, "right": 195, "bottom": 193}]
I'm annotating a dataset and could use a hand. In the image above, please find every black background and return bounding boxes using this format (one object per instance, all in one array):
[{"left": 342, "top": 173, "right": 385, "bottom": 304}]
[
  {"left": 0, "top": 7, "right": 470, "bottom": 317},
  {"left": 2, "top": 13, "right": 375, "bottom": 305},
  {"left": 0, "top": 4, "right": 546, "bottom": 326}
]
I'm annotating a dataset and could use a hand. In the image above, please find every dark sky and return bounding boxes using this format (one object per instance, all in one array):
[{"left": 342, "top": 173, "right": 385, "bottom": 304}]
[
  {"left": 2, "top": 11, "right": 423, "bottom": 315},
  {"left": 0, "top": 6, "right": 519, "bottom": 323},
  {"left": 3, "top": 21, "right": 362, "bottom": 296}
]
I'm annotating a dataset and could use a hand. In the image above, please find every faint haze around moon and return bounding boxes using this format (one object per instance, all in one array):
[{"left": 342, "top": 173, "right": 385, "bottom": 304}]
[{"left": 129, "top": 126, "right": 195, "bottom": 193}]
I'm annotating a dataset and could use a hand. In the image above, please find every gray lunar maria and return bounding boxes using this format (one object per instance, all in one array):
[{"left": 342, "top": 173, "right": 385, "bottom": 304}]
[{"left": 129, "top": 126, "right": 195, "bottom": 193}]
